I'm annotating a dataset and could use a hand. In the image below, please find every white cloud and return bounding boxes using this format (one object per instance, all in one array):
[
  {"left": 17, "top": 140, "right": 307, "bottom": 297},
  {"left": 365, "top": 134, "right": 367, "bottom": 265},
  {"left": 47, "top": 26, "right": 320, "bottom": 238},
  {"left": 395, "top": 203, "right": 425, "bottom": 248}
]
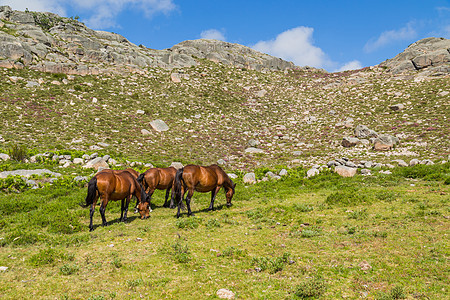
[
  {"left": 334, "top": 60, "right": 363, "bottom": 72},
  {"left": 200, "top": 29, "right": 226, "bottom": 41},
  {"left": 364, "top": 22, "right": 417, "bottom": 53},
  {"left": 251, "top": 26, "right": 331, "bottom": 68},
  {"left": 0, "top": 0, "right": 176, "bottom": 29}
]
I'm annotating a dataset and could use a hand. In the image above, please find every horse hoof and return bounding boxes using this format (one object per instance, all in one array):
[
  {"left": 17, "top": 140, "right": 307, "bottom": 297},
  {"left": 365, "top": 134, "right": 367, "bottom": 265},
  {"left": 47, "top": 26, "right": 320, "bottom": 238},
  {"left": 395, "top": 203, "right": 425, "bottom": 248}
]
[{"left": 89, "top": 228, "right": 94, "bottom": 232}]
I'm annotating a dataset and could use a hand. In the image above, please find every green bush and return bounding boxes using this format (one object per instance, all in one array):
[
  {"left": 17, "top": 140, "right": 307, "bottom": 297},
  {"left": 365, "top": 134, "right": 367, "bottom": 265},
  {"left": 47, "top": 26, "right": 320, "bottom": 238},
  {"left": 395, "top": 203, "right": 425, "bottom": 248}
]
[
  {"left": 0, "top": 176, "right": 29, "bottom": 193},
  {"left": 29, "top": 248, "right": 66, "bottom": 266},
  {"left": 175, "top": 217, "right": 202, "bottom": 229},
  {"left": 393, "top": 163, "right": 449, "bottom": 181},
  {"left": 293, "top": 277, "right": 327, "bottom": 299},
  {"left": 60, "top": 263, "right": 79, "bottom": 275},
  {"left": 325, "top": 188, "right": 372, "bottom": 206},
  {"left": 251, "top": 252, "right": 290, "bottom": 274},
  {"left": 8, "top": 144, "right": 28, "bottom": 162},
  {"left": 172, "top": 240, "right": 191, "bottom": 263}
]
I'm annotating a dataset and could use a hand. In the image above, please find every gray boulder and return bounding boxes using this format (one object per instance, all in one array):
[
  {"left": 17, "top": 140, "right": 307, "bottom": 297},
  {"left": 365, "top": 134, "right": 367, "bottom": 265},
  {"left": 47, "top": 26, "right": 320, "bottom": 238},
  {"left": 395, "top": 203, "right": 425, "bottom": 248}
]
[
  {"left": 334, "top": 166, "right": 357, "bottom": 177},
  {"left": 354, "top": 125, "right": 378, "bottom": 139},
  {"left": 373, "top": 134, "right": 399, "bottom": 151},
  {"left": 150, "top": 119, "right": 169, "bottom": 132},
  {"left": 243, "top": 172, "right": 256, "bottom": 184},
  {"left": 83, "top": 157, "right": 109, "bottom": 170},
  {"left": 342, "top": 137, "right": 360, "bottom": 147}
]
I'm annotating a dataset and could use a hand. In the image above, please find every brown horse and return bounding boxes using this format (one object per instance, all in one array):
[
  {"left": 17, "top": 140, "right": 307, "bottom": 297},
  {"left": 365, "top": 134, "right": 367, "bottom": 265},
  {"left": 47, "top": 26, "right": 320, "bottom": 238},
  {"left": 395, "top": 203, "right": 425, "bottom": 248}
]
[
  {"left": 82, "top": 169, "right": 148, "bottom": 231},
  {"left": 136, "top": 166, "right": 177, "bottom": 210},
  {"left": 173, "top": 164, "right": 236, "bottom": 218}
]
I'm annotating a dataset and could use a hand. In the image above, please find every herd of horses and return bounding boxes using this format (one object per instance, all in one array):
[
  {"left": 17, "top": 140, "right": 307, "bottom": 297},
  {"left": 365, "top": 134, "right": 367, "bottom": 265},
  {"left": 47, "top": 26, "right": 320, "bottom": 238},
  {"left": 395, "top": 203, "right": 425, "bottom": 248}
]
[{"left": 81, "top": 164, "right": 236, "bottom": 232}]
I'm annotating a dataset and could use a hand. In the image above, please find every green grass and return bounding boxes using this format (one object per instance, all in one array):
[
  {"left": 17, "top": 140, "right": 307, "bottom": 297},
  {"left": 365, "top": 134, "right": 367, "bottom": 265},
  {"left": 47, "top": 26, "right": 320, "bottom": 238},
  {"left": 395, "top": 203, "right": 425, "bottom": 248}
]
[{"left": 0, "top": 165, "right": 448, "bottom": 299}]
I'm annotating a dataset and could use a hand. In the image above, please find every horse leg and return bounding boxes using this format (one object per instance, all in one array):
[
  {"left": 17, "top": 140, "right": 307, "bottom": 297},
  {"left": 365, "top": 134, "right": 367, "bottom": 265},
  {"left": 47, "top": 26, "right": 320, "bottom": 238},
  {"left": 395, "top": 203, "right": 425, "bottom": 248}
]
[
  {"left": 89, "top": 201, "right": 97, "bottom": 232},
  {"left": 163, "top": 187, "right": 171, "bottom": 207},
  {"left": 99, "top": 196, "right": 108, "bottom": 227},
  {"left": 186, "top": 189, "right": 194, "bottom": 216},
  {"left": 122, "top": 196, "right": 131, "bottom": 222},
  {"left": 120, "top": 198, "right": 125, "bottom": 221},
  {"left": 176, "top": 187, "right": 185, "bottom": 218},
  {"left": 169, "top": 185, "right": 176, "bottom": 209},
  {"left": 208, "top": 187, "right": 221, "bottom": 211}
]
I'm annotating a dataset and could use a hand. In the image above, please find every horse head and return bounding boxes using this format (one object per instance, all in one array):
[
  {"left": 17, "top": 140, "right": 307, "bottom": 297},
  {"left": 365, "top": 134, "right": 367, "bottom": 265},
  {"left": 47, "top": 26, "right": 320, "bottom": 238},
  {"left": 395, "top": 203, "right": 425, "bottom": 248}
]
[{"left": 226, "top": 182, "right": 236, "bottom": 207}]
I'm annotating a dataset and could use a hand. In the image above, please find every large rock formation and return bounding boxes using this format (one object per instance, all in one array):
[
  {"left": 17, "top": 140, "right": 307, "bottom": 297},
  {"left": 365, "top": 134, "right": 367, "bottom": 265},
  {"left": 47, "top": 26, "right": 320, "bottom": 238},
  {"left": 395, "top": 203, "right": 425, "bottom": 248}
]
[
  {"left": 0, "top": 6, "right": 295, "bottom": 75},
  {"left": 380, "top": 37, "right": 450, "bottom": 74}
]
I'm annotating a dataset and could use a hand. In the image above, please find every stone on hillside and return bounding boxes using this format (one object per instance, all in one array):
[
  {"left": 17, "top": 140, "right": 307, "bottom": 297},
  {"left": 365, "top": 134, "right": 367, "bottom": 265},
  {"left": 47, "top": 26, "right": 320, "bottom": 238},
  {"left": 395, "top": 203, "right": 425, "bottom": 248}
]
[
  {"left": 438, "top": 91, "right": 449, "bottom": 97},
  {"left": 342, "top": 137, "right": 360, "bottom": 147},
  {"left": 217, "top": 288, "right": 235, "bottom": 299},
  {"left": 307, "top": 168, "right": 319, "bottom": 178},
  {"left": 74, "top": 176, "right": 88, "bottom": 182},
  {"left": 345, "top": 161, "right": 357, "bottom": 168},
  {"left": 364, "top": 161, "right": 374, "bottom": 168},
  {"left": 217, "top": 159, "right": 226, "bottom": 166},
  {"left": 354, "top": 125, "right": 378, "bottom": 139},
  {"left": 170, "top": 162, "right": 184, "bottom": 169},
  {"left": 144, "top": 163, "right": 154, "bottom": 168},
  {"left": 243, "top": 172, "right": 256, "bottom": 184},
  {"left": 409, "top": 158, "right": 420, "bottom": 166},
  {"left": 73, "top": 158, "right": 84, "bottom": 164},
  {"left": 361, "top": 169, "right": 371, "bottom": 175},
  {"left": 334, "top": 166, "right": 357, "bottom": 177},
  {"left": 227, "top": 173, "right": 238, "bottom": 179},
  {"left": 0, "top": 266, "right": 8, "bottom": 271},
  {"left": 137, "top": 109, "right": 145, "bottom": 114},
  {"left": 247, "top": 138, "right": 260, "bottom": 147},
  {"left": 89, "top": 145, "right": 103, "bottom": 150},
  {"left": 150, "top": 119, "right": 169, "bottom": 132},
  {"left": 0, "top": 169, "right": 61, "bottom": 179},
  {"left": 292, "top": 151, "right": 302, "bottom": 156},
  {"left": 90, "top": 153, "right": 98, "bottom": 159},
  {"left": 279, "top": 169, "right": 288, "bottom": 176},
  {"left": 421, "top": 159, "right": 434, "bottom": 165},
  {"left": 392, "top": 159, "right": 408, "bottom": 167},
  {"left": 256, "top": 89, "right": 267, "bottom": 98},
  {"left": 327, "top": 161, "right": 338, "bottom": 167},
  {"left": 245, "top": 147, "right": 264, "bottom": 154},
  {"left": 389, "top": 103, "right": 404, "bottom": 111},
  {"left": 141, "top": 129, "right": 151, "bottom": 135},
  {"left": 0, "top": 153, "right": 10, "bottom": 161},
  {"left": 82, "top": 154, "right": 91, "bottom": 160},
  {"left": 26, "top": 81, "right": 39, "bottom": 87},
  {"left": 0, "top": 135, "right": 4, "bottom": 142},
  {"left": 97, "top": 142, "right": 110, "bottom": 148},
  {"left": 109, "top": 158, "right": 118, "bottom": 166},
  {"left": 170, "top": 73, "right": 181, "bottom": 83},
  {"left": 373, "top": 134, "right": 399, "bottom": 151},
  {"left": 83, "top": 157, "right": 109, "bottom": 170}
]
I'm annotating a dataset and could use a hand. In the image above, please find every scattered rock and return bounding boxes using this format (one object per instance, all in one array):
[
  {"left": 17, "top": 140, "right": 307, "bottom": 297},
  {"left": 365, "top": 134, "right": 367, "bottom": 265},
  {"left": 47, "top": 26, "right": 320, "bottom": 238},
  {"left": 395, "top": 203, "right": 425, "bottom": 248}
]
[
  {"left": 359, "top": 260, "right": 372, "bottom": 271},
  {"left": 389, "top": 103, "right": 404, "bottom": 111},
  {"left": 217, "top": 159, "right": 226, "bottom": 166},
  {"left": 0, "top": 153, "right": 10, "bottom": 161},
  {"left": 136, "top": 109, "right": 145, "bottom": 114},
  {"left": 217, "top": 289, "right": 235, "bottom": 299},
  {"left": 392, "top": 159, "right": 408, "bottom": 167},
  {"left": 334, "top": 166, "right": 357, "bottom": 177},
  {"left": 0, "top": 169, "right": 61, "bottom": 179},
  {"left": 247, "top": 139, "right": 260, "bottom": 147},
  {"left": 245, "top": 147, "right": 264, "bottom": 154},
  {"left": 141, "top": 129, "right": 151, "bottom": 135},
  {"left": 83, "top": 157, "right": 109, "bottom": 170},
  {"left": 409, "top": 158, "right": 420, "bottom": 166},
  {"left": 0, "top": 266, "right": 8, "bottom": 271},
  {"left": 170, "top": 162, "right": 184, "bottom": 169},
  {"left": 243, "top": 172, "right": 256, "bottom": 184},
  {"left": 306, "top": 168, "right": 319, "bottom": 178},
  {"left": 150, "top": 119, "right": 169, "bottom": 132},
  {"left": 279, "top": 169, "right": 288, "bottom": 176},
  {"left": 373, "top": 134, "right": 399, "bottom": 151},
  {"left": 354, "top": 125, "right": 378, "bottom": 139},
  {"left": 342, "top": 137, "right": 360, "bottom": 148},
  {"left": 170, "top": 73, "right": 182, "bottom": 83}
]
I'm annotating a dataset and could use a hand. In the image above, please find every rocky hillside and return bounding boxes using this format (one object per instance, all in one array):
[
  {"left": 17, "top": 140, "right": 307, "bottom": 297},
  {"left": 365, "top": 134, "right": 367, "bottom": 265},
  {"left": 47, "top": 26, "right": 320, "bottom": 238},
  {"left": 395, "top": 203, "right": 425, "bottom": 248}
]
[
  {"left": 380, "top": 37, "right": 450, "bottom": 75},
  {"left": 0, "top": 5, "right": 295, "bottom": 75},
  {"left": 0, "top": 6, "right": 449, "bottom": 170}
]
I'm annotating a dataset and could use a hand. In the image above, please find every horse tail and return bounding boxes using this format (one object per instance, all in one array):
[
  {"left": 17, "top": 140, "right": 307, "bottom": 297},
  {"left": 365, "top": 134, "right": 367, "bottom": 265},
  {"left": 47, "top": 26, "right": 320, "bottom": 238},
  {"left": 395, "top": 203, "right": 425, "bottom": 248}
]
[
  {"left": 174, "top": 168, "right": 185, "bottom": 210},
  {"left": 81, "top": 176, "right": 97, "bottom": 208}
]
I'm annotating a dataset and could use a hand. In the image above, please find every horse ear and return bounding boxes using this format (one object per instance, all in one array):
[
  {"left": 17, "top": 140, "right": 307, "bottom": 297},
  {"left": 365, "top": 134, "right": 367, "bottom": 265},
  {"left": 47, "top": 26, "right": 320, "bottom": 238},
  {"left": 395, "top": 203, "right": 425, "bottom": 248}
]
[{"left": 233, "top": 183, "right": 237, "bottom": 189}]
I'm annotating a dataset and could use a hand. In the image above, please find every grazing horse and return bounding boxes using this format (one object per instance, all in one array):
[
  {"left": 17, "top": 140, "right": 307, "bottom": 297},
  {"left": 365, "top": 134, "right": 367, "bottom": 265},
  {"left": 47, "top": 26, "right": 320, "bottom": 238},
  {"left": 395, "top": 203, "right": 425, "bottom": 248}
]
[
  {"left": 173, "top": 164, "right": 236, "bottom": 218},
  {"left": 136, "top": 166, "right": 177, "bottom": 209},
  {"left": 81, "top": 169, "right": 148, "bottom": 231}
]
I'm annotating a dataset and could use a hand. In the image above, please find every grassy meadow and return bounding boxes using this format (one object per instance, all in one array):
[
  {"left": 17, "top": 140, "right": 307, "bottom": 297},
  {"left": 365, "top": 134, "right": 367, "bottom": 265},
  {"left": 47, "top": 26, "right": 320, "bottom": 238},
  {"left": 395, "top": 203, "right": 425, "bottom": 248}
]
[{"left": 0, "top": 161, "right": 448, "bottom": 299}]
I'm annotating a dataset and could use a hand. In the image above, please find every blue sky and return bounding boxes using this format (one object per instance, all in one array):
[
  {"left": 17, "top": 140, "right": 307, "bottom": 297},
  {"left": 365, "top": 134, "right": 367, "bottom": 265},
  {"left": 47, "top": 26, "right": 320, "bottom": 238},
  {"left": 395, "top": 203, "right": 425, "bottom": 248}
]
[{"left": 2, "top": 0, "right": 450, "bottom": 72}]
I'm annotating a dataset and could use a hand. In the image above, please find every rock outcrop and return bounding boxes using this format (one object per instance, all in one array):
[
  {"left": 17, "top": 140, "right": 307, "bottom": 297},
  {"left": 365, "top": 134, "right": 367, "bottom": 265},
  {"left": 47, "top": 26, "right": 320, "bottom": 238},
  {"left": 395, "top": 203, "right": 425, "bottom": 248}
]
[
  {"left": 380, "top": 37, "right": 450, "bottom": 74},
  {"left": 0, "top": 6, "right": 295, "bottom": 75}
]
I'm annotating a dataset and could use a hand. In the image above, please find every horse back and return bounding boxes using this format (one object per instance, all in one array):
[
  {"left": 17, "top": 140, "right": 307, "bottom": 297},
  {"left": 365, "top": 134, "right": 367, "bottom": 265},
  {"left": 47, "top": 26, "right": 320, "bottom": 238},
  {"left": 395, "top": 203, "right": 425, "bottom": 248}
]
[{"left": 96, "top": 171, "right": 135, "bottom": 200}]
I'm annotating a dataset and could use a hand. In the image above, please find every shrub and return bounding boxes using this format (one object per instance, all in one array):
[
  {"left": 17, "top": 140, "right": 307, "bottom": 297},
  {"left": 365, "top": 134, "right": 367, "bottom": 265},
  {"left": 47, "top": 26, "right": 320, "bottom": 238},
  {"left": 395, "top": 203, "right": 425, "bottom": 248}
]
[
  {"left": 348, "top": 209, "right": 368, "bottom": 220},
  {"left": 252, "top": 252, "right": 290, "bottom": 274},
  {"left": 206, "top": 218, "right": 221, "bottom": 228},
  {"left": 29, "top": 248, "right": 65, "bottom": 266},
  {"left": 176, "top": 217, "right": 202, "bottom": 229},
  {"left": 293, "top": 277, "right": 327, "bottom": 299},
  {"left": 60, "top": 263, "right": 79, "bottom": 275},
  {"left": 126, "top": 278, "right": 144, "bottom": 288},
  {"left": 8, "top": 144, "right": 28, "bottom": 162},
  {"left": 325, "top": 188, "right": 372, "bottom": 206},
  {"left": 293, "top": 203, "right": 314, "bottom": 212},
  {"left": 169, "top": 240, "right": 191, "bottom": 263}
]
